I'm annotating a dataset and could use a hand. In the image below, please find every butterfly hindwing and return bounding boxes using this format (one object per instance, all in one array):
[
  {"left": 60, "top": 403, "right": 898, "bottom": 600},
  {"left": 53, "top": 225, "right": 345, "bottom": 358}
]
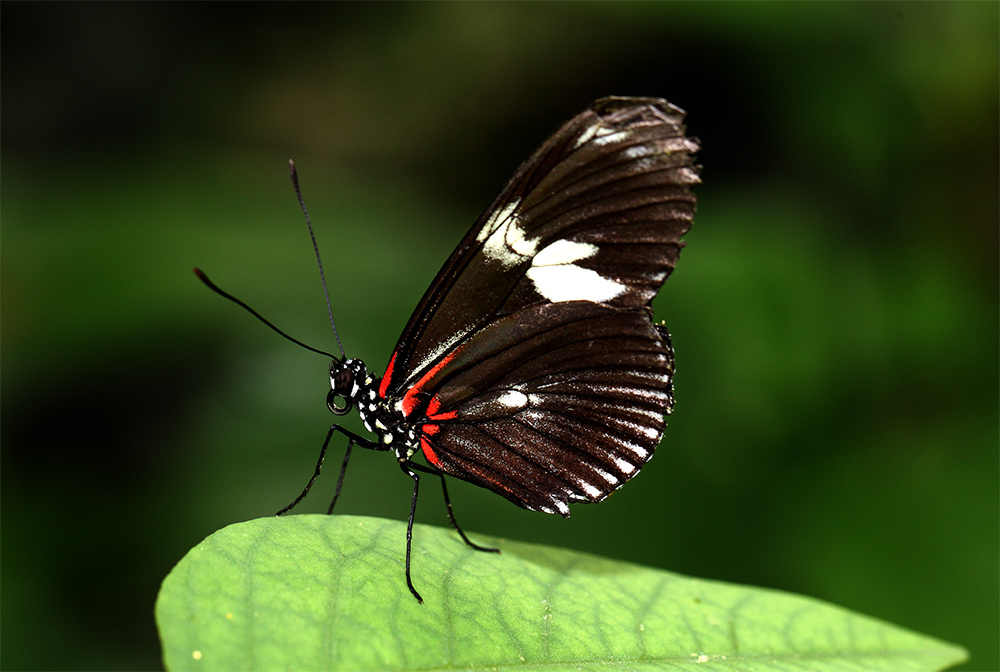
[{"left": 416, "top": 301, "right": 674, "bottom": 514}]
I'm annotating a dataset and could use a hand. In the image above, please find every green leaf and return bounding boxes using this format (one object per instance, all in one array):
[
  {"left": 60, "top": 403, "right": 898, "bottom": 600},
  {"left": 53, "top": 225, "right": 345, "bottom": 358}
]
[{"left": 156, "top": 515, "right": 966, "bottom": 671}]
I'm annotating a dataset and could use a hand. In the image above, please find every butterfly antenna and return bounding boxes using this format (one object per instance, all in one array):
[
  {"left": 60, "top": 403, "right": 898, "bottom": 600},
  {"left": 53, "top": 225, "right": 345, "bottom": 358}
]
[
  {"left": 289, "top": 160, "right": 347, "bottom": 361},
  {"left": 193, "top": 268, "right": 338, "bottom": 359}
]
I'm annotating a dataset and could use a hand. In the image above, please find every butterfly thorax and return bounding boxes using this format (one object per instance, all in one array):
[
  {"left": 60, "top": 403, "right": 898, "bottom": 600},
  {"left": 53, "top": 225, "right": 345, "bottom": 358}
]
[{"left": 328, "top": 358, "right": 419, "bottom": 456}]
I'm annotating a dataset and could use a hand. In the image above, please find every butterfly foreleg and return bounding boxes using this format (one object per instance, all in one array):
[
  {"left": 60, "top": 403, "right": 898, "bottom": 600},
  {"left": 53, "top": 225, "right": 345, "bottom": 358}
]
[{"left": 276, "top": 423, "right": 380, "bottom": 516}]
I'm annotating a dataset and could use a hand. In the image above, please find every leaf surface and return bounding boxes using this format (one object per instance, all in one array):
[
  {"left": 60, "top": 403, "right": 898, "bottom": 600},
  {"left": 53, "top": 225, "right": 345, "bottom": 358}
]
[{"left": 156, "top": 515, "right": 966, "bottom": 671}]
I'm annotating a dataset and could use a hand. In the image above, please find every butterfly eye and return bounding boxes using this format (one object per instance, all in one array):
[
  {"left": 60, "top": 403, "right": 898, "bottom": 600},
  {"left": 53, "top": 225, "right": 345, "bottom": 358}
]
[
  {"left": 331, "top": 365, "right": 354, "bottom": 393},
  {"left": 327, "top": 389, "right": 352, "bottom": 415},
  {"left": 327, "top": 363, "right": 356, "bottom": 415}
]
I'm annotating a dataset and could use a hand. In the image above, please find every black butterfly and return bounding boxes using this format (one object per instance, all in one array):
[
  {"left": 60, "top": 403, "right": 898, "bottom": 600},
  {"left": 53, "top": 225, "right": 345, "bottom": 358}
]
[{"left": 197, "top": 96, "right": 699, "bottom": 602}]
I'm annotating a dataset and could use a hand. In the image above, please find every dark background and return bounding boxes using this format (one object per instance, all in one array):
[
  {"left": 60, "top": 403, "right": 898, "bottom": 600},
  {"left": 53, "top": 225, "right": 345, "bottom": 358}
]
[{"left": 2, "top": 3, "right": 997, "bottom": 670}]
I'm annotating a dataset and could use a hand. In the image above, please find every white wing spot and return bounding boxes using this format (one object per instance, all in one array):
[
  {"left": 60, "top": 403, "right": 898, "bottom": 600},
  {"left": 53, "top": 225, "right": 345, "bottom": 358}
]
[
  {"left": 580, "top": 481, "right": 602, "bottom": 498},
  {"left": 478, "top": 199, "right": 538, "bottom": 268},
  {"left": 510, "top": 231, "right": 537, "bottom": 257},
  {"left": 623, "top": 442, "right": 650, "bottom": 460},
  {"left": 593, "top": 128, "right": 632, "bottom": 146},
  {"left": 600, "top": 384, "right": 669, "bottom": 403},
  {"left": 623, "top": 406, "right": 667, "bottom": 426},
  {"left": 526, "top": 264, "right": 626, "bottom": 303},
  {"left": 574, "top": 124, "right": 599, "bottom": 148},
  {"left": 595, "top": 467, "right": 619, "bottom": 486},
  {"left": 678, "top": 166, "right": 702, "bottom": 184},
  {"left": 476, "top": 200, "right": 518, "bottom": 242},
  {"left": 555, "top": 500, "right": 570, "bottom": 516},
  {"left": 497, "top": 390, "right": 529, "bottom": 410},
  {"left": 613, "top": 456, "right": 637, "bottom": 475},
  {"left": 639, "top": 424, "right": 661, "bottom": 440},
  {"left": 622, "top": 144, "right": 656, "bottom": 160},
  {"left": 532, "top": 239, "right": 598, "bottom": 266}
]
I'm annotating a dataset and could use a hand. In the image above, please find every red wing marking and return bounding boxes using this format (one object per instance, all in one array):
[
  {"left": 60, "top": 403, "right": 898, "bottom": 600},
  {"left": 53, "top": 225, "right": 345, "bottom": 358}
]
[
  {"left": 425, "top": 395, "right": 457, "bottom": 421},
  {"left": 420, "top": 425, "right": 442, "bottom": 466},
  {"left": 379, "top": 351, "right": 398, "bottom": 398},
  {"left": 401, "top": 349, "right": 460, "bottom": 417},
  {"left": 420, "top": 424, "right": 515, "bottom": 496}
]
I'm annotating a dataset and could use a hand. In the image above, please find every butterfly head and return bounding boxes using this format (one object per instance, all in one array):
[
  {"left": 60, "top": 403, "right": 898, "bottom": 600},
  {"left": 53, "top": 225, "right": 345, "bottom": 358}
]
[{"left": 327, "top": 358, "right": 367, "bottom": 416}]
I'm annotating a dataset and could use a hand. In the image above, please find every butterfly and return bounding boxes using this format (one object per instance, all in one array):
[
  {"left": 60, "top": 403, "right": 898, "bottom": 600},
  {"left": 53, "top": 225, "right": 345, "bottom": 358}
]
[{"left": 197, "top": 96, "right": 699, "bottom": 602}]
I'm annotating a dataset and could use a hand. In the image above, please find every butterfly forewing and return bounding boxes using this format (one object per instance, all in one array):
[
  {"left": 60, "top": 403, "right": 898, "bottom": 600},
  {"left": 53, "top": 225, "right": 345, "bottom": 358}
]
[
  {"left": 381, "top": 96, "right": 698, "bottom": 515},
  {"left": 388, "top": 97, "right": 698, "bottom": 388}
]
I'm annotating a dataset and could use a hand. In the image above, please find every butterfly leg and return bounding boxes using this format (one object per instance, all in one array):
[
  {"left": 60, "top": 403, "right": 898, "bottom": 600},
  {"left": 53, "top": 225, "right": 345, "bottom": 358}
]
[
  {"left": 406, "top": 461, "right": 499, "bottom": 554},
  {"left": 325, "top": 438, "right": 353, "bottom": 515},
  {"left": 439, "top": 474, "right": 501, "bottom": 554},
  {"left": 397, "top": 459, "right": 425, "bottom": 603},
  {"left": 276, "top": 424, "right": 379, "bottom": 516}
]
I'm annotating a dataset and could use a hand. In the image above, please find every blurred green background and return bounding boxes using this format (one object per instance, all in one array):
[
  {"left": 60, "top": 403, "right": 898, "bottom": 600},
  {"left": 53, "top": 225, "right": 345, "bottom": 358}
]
[{"left": 2, "top": 3, "right": 996, "bottom": 670}]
